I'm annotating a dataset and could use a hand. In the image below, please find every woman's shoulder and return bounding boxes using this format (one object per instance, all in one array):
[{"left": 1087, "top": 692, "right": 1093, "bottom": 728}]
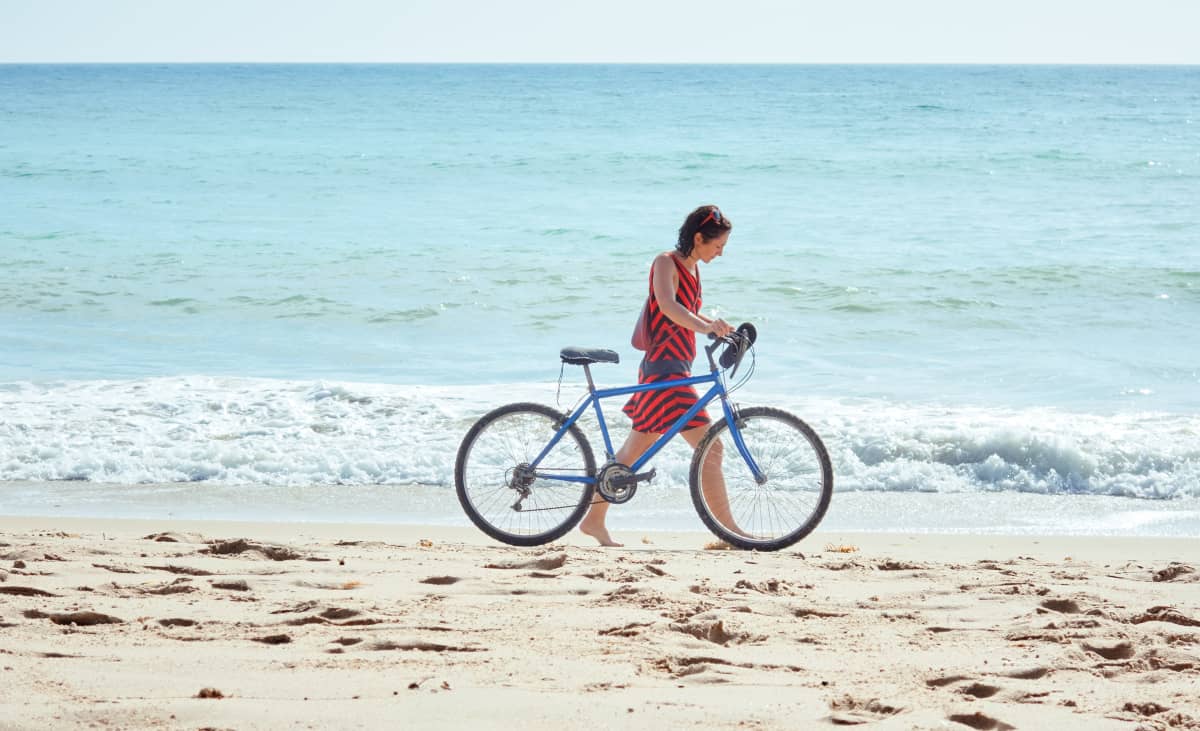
[{"left": 651, "top": 252, "right": 680, "bottom": 277}]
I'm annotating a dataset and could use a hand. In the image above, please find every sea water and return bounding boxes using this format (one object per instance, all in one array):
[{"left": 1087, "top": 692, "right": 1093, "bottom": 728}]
[{"left": 2, "top": 65, "right": 1198, "bottom": 534}]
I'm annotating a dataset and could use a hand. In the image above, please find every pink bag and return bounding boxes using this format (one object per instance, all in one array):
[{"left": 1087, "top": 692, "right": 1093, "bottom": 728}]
[{"left": 631, "top": 296, "right": 653, "bottom": 350}]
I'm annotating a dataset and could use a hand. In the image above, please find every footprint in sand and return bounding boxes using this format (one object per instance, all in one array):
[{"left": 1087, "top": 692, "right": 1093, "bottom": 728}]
[
  {"left": 926, "top": 675, "right": 1008, "bottom": 701},
  {"left": 24, "top": 609, "right": 123, "bottom": 626},
  {"left": 0, "top": 586, "right": 59, "bottom": 597},
  {"left": 792, "top": 606, "right": 846, "bottom": 619},
  {"left": 483, "top": 553, "right": 567, "bottom": 571},
  {"left": 281, "top": 607, "right": 375, "bottom": 627},
  {"left": 1119, "top": 700, "right": 1200, "bottom": 731},
  {"left": 926, "top": 674, "right": 973, "bottom": 689},
  {"left": 145, "top": 564, "right": 214, "bottom": 576},
  {"left": 958, "top": 682, "right": 1002, "bottom": 699},
  {"left": 828, "top": 695, "right": 905, "bottom": 725},
  {"left": 158, "top": 618, "right": 197, "bottom": 627},
  {"left": 734, "top": 578, "right": 810, "bottom": 594},
  {"left": 330, "top": 637, "right": 362, "bottom": 646},
  {"left": 1130, "top": 606, "right": 1200, "bottom": 627},
  {"left": 204, "top": 538, "right": 305, "bottom": 561},
  {"left": 142, "top": 532, "right": 206, "bottom": 544},
  {"left": 995, "top": 666, "right": 1050, "bottom": 680},
  {"left": 1081, "top": 639, "right": 1136, "bottom": 661},
  {"left": 669, "top": 619, "right": 762, "bottom": 646},
  {"left": 1151, "top": 563, "right": 1196, "bottom": 583},
  {"left": 652, "top": 656, "right": 736, "bottom": 682},
  {"left": 876, "top": 559, "right": 928, "bottom": 571},
  {"left": 599, "top": 585, "right": 668, "bottom": 609},
  {"left": 1039, "top": 598, "right": 1082, "bottom": 614},
  {"left": 947, "top": 711, "right": 1015, "bottom": 730},
  {"left": 1144, "top": 647, "right": 1200, "bottom": 672},
  {"left": 91, "top": 562, "right": 141, "bottom": 574},
  {"left": 210, "top": 580, "right": 249, "bottom": 592},
  {"left": 599, "top": 621, "right": 654, "bottom": 637}
]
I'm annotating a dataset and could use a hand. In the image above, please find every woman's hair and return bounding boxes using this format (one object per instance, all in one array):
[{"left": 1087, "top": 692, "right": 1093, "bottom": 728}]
[{"left": 676, "top": 205, "right": 732, "bottom": 257}]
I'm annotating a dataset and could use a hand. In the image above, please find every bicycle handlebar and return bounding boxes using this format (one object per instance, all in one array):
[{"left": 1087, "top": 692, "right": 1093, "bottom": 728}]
[{"left": 704, "top": 322, "right": 756, "bottom": 377}]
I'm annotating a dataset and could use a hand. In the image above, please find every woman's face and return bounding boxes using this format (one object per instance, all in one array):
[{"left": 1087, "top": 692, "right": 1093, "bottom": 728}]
[{"left": 693, "top": 231, "right": 730, "bottom": 263}]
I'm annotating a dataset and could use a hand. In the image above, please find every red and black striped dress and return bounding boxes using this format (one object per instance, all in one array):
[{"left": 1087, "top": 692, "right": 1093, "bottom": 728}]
[{"left": 622, "top": 254, "right": 710, "bottom": 434}]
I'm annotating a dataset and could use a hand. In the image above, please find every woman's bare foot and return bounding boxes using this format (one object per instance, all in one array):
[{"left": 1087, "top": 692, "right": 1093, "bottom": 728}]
[{"left": 579, "top": 520, "right": 623, "bottom": 547}]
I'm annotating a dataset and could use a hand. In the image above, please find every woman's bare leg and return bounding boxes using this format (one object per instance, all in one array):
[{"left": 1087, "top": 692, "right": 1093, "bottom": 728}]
[
  {"left": 579, "top": 429, "right": 657, "bottom": 547},
  {"left": 682, "top": 425, "right": 741, "bottom": 534}
]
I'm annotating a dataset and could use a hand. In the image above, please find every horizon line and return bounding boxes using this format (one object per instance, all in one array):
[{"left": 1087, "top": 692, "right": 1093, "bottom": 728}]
[{"left": 2, "top": 60, "right": 1199, "bottom": 67}]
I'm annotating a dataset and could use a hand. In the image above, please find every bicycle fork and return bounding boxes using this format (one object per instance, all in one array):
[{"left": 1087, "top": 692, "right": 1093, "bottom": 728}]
[{"left": 719, "top": 396, "right": 768, "bottom": 486}]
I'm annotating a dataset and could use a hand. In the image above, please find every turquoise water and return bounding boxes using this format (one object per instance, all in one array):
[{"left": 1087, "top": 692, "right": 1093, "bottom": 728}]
[{"left": 1, "top": 65, "right": 1198, "bottom": 522}]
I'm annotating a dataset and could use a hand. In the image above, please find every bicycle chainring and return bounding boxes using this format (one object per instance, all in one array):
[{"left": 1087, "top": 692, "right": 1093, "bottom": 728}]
[{"left": 596, "top": 462, "right": 637, "bottom": 504}]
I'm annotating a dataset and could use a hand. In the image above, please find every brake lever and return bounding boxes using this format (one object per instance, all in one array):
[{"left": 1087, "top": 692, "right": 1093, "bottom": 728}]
[
  {"left": 727, "top": 334, "right": 746, "bottom": 380},
  {"left": 719, "top": 323, "right": 757, "bottom": 377}
]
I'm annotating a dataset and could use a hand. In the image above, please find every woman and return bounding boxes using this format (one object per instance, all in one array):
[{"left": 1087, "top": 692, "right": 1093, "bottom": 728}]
[{"left": 579, "top": 205, "right": 736, "bottom": 547}]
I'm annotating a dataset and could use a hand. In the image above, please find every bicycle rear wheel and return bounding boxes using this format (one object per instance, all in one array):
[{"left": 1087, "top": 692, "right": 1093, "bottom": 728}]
[
  {"left": 455, "top": 402, "right": 596, "bottom": 547},
  {"left": 690, "top": 406, "right": 832, "bottom": 551}
]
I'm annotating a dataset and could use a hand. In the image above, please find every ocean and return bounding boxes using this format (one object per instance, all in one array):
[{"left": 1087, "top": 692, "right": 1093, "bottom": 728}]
[{"left": 2, "top": 64, "right": 1198, "bottom": 535}]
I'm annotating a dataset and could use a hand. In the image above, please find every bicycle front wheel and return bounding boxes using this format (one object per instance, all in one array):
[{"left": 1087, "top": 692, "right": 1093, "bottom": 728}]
[
  {"left": 455, "top": 402, "right": 596, "bottom": 547},
  {"left": 690, "top": 406, "right": 833, "bottom": 551}
]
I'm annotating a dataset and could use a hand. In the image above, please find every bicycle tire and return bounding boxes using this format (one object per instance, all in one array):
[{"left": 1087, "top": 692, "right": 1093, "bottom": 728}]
[
  {"left": 689, "top": 406, "right": 833, "bottom": 551},
  {"left": 455, "top": 402, "right": 596, "bottom": 547}
]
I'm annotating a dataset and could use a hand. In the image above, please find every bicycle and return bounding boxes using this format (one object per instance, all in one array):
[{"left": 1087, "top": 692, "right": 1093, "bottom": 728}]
[{"left": 454, "top": 326, "right": 833, "bottom": 551}]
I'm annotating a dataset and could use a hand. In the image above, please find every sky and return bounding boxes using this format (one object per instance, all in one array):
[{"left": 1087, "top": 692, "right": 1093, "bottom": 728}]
[{"left": 1, "top": 0, "right": 1198, "bottom": 64}]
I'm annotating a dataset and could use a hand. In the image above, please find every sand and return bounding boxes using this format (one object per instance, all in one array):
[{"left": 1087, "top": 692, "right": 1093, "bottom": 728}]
[{"left": 0, "top": 516, "right": 1197, "bottom": 730}]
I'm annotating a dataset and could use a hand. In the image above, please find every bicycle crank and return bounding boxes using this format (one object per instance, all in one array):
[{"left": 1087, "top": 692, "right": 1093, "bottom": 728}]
[{"left": 596, "top": 463, "right": 656, "bottom": 504}]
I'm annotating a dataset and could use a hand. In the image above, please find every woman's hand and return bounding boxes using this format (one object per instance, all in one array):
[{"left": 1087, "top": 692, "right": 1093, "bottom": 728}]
[{"left": 707, "top": 318, "right": 734, "bottom": 338}]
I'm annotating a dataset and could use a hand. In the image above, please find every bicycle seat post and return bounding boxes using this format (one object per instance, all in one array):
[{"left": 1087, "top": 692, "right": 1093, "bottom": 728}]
[{"left": 581, "top": 364, "right": 596, "bottom": 393}]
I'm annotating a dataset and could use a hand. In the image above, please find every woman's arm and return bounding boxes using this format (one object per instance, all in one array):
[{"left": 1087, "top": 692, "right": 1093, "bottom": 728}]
[{"left": 652, "top": 253, "right": 733, "bottom": 336}]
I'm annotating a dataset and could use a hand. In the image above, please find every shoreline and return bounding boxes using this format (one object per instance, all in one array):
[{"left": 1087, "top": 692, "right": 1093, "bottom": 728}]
[
  {"left": 2, "top": 513, "right": 1199, "bottom": 561},
  {"left": 5, "top": 480, "right": 1200, "bottom": 539},
  {"left": 2, "top": 516, "right": 1197, "bottom": 729}
]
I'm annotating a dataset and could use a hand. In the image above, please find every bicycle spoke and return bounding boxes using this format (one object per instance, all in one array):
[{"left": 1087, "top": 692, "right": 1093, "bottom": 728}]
[
  {"left": 456, "top": 404, "right": 595, "bottom": 546},
  {"left": 691, "top": 407, "right": 832, "bottom": 551}
]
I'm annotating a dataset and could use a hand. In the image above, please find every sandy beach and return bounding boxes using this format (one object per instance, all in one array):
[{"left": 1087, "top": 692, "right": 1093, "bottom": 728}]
[{"left": 0, "top": 517, "right": 1197, "bottom": 730}]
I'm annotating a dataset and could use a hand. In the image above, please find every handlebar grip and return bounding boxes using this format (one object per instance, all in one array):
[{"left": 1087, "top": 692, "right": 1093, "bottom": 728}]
[{"left": 719, "top": 323, "right": 757, "bottom": 369}]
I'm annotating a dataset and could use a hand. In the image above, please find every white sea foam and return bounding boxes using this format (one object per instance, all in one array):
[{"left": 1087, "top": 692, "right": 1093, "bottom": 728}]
[
  {"left": 796, "top": 397, "right": 1200, "bottom": 499},
  {"left": 1, "top": 377, "right": 487, "bottom": 487},
  {"left": 2, "top": 377, "right": 1197, "bottom": 501}
]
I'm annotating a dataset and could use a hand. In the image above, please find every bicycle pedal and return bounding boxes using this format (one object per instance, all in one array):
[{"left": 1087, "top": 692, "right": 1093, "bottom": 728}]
[
  {"left": 609, "top": 468, "right": 655, "bottom": 488},
  {"left": 632, "top": 468, "right": 656, "bottom": 484}
]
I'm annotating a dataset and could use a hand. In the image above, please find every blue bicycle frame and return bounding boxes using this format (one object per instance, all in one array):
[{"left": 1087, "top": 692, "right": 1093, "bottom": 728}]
[{"left": 527, "top": 354, "right": 765, "bottom": 486}]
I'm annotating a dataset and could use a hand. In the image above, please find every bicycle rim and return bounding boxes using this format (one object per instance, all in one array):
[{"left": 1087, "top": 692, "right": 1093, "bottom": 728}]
[
  {"left": 456, "top": 403, "right": 595, "bottom": 546},
  {"left": 690, "top": 407, "right": 832, "bottom": 551}
]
